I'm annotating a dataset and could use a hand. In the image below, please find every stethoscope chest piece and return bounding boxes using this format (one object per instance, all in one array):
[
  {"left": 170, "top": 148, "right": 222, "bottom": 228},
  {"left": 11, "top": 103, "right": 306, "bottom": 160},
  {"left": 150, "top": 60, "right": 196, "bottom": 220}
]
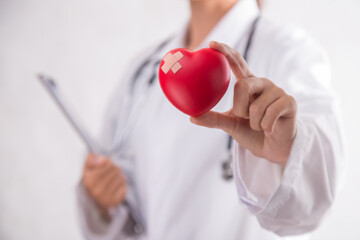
[{"left": 222, "top": 152, "right": 234, "bottom": 180}]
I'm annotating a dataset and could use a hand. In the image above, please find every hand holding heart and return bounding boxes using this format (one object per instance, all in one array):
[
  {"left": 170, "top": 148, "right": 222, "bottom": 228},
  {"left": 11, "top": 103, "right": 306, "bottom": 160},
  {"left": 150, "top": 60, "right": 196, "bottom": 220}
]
[{"left": 191, "top": 41, "right": 297, "bottom": 167}]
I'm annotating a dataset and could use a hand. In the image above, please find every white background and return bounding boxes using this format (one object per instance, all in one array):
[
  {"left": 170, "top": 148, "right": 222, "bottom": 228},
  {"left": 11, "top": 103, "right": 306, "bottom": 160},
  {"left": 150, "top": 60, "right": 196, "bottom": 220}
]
[{"left": 0, "top": 0, "right": 359, "bottom": 239}]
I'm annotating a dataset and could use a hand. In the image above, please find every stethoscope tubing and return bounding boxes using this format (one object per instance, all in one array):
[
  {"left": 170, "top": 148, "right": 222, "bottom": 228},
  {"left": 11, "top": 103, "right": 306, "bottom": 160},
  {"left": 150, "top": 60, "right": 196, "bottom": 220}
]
[{"left": 108, "top": 16, "right": 260, "bottom": 233}]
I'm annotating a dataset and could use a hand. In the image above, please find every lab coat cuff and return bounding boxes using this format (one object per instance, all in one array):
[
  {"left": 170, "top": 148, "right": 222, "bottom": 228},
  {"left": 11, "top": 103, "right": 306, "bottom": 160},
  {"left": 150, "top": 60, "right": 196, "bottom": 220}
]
[
  {"left": 233, "top": 119, "right": 310, "bottom": 217},
  {"left": 76, "top": 182, "right": 130, "bottom": 240},
  {"left": 258, "top": 119, "right": 310, "bottom": 217}
]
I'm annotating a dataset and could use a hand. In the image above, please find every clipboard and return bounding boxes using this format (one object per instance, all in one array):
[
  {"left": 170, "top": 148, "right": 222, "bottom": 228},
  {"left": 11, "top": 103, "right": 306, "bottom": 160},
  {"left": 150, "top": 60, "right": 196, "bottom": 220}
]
[
  {"left": 37, "top": 74, "right": 144, "bottom": 233},
  {"left": 38, "top": 74, "right": 101, "bottom": 153}
]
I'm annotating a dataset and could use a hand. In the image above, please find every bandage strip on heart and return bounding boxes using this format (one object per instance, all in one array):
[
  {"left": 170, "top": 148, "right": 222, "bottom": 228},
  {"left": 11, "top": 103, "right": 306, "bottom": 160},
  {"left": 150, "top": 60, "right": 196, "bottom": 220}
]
[{"left": 161, "top": 51, "right": 184, "bottom": 74}]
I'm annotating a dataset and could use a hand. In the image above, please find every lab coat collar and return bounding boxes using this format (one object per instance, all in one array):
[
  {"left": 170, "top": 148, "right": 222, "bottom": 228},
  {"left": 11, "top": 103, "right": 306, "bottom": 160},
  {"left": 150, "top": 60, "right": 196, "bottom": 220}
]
[
  {"left": 199, "top": 0, "right": 260, "bottom": 50},
  {"left": 173, "top": 0, "right": 260, "bottom": 51},
  {"left": 155, "top": 0, "right": 259, "bottom": 60}
]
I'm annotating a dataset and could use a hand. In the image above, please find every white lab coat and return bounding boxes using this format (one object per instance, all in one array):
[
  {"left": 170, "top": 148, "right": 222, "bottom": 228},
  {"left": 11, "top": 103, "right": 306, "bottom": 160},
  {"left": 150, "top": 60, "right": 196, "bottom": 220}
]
[{"left": 77, "top": 0, "right": 345, "bottom": 239}]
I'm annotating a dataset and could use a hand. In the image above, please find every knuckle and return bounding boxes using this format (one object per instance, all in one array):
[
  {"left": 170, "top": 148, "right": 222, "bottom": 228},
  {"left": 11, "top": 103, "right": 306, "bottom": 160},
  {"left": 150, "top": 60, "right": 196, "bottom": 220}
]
[
  {"left": 278, "top": 88, "right": 286, "bottom": 96},
  {"left": 287, "top": 95, "right": 297, "bottom": 109},
  {"left": 235, "top": 79, "right": 248, "bottom": 90},
  {"left": 261, "top": 77, "right": 271, "bottom": 84},
  {"left": 235, "top": 80, "right": 248, "bottom": 94},
  {"left": 249, "top": 103, "right": 261, "bottom": 116},
  {"left": 265, "top": 105, "right": 278, "bottom": 119},
  {"left": 236, "top": 107, "right": 249, "bottom": 118},
  {"left": 250, "top": 119, "right": 261, "bottom": 131},
  {"left": 244, "top": 79, "right": 252, "bottom": 89},
  {"left": 239, "top": 81, "right": 250, "bottom": 94},
  {"left": 262, "top": 78, "right": 274, "bottom": 87},
  {"left": 234, "top": 81, "right": 241, "bottom": 92},
  {"left": 287, "top": 94, "right": 296, "bottom": 103},
  {"left": 249, "top": 106, "right": 262, "bottom": 130},
  {"left": 272, "top": 87, "right": 285, "bottom": 96},
  {"left": 260, "top": 119, "right": 272, "bottom": 132}
]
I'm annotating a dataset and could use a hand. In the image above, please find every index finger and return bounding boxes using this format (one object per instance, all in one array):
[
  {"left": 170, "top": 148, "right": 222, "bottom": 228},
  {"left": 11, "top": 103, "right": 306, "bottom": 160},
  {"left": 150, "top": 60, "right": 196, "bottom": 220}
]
[{"left": 209, "top": 41, "right": 253, "bottom": 80}]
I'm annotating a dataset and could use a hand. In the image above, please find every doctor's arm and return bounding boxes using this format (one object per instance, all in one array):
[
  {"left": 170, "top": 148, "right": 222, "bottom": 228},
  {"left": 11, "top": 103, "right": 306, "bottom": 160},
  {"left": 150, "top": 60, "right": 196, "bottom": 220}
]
[
  {"left": 77, "top": 155, "right": 133, "bottom": 240},
  {"left": 191, "top": 41, "right": 344, "bottom": 236},
  {"left": 76, "top": 74, "right": 138, "bottom": 240}
]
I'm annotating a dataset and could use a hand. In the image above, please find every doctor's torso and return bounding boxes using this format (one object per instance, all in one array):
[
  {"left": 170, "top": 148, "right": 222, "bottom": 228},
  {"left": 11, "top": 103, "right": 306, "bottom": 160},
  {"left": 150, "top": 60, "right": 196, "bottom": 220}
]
[{"left": 105, "top": 1, "right": 316, "bottom": 239}]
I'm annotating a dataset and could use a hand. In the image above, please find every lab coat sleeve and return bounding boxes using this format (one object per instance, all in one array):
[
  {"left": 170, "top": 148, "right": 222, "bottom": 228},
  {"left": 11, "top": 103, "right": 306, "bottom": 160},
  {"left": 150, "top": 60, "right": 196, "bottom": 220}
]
[
  {"left": 76, "top": 182, "right": 135, "bottom": 240},
  {"left": 233, "top": 27, "right": 345, "bottom": 236},
  {"left": 76, "top": 55, "right": 143, "bottom": 240},
  {"left": 75, "top": 88, "right": 134, "bottom": 240}
]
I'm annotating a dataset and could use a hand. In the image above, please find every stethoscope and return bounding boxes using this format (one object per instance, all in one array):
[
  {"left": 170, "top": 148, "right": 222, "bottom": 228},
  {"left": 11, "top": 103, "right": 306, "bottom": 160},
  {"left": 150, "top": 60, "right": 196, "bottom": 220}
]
[
  {"left": 111, "top": 17, "right": 260, "bottom": 180},
  {"left": 110, "top": 17, "right": 260, "bottom": 234}
]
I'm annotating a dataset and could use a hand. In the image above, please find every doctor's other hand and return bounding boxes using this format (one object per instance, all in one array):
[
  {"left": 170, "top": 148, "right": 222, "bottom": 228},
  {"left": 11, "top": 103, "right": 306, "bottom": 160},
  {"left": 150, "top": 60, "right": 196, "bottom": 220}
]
[
  {"left": 190, "top": 41, "right": 297, "bottom": 168},
  {"left": 82, "top": 153, "right": 127, "bottom": 222}
]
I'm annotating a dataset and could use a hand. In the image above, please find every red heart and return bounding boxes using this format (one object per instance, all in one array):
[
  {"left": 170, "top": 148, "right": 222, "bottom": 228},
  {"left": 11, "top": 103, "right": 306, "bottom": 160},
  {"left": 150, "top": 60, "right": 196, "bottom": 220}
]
[{"left": 158, "top": 48, "right": 231, "bottom": 117}]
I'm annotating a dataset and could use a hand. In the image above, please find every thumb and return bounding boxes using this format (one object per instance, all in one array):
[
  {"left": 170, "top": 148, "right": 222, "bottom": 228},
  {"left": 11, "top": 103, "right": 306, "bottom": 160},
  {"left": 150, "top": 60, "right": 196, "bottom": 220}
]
[
  {"left": 86, "top": 153, "right": 105, "bottom": 168},
  {"left": 189, "top": 111, "right": 235, "bottom": 135}
]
